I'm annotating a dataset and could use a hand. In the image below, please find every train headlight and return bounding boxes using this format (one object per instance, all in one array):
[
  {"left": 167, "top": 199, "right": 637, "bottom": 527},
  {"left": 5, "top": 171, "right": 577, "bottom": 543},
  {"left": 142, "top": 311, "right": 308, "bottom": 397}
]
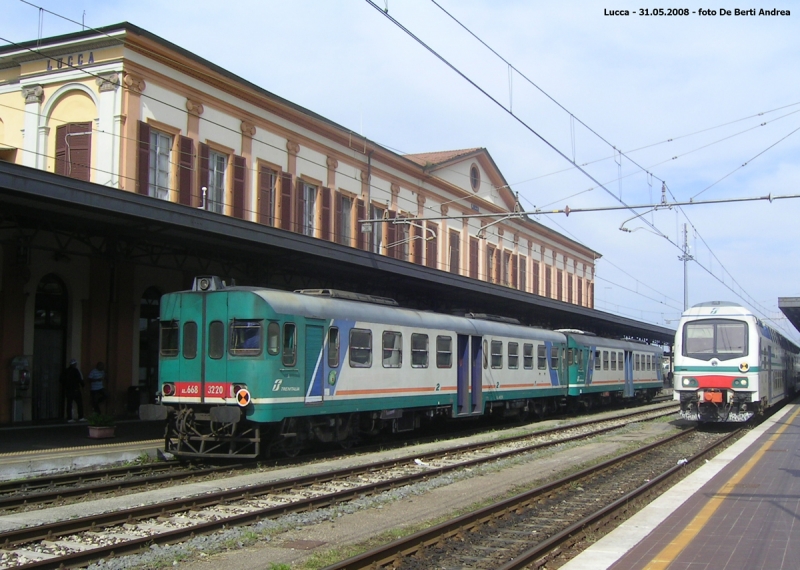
[
  {"left": 738, "top": 362, "right": 750, "bottom": 372},
  {"left": 233, "top": 384, "right": 248, "bottom": 396},
  {"left": 682, "top": 377, "right": 698, "bottom": 387},
  {"left": 162, "top": 383, "right": 175, "bottom": 397},
  {"left": 732, "top": 377, "right": 749, "bottom": 388}
]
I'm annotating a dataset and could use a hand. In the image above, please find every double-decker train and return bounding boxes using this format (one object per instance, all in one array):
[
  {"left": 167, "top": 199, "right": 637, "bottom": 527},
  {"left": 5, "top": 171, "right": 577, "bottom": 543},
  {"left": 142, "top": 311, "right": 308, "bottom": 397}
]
[
  {"left": 673, "top": 301, "right": 799, "bottom": 423},
  {"left": 140, "top": 276, "right": 664, "bottom": 458}
]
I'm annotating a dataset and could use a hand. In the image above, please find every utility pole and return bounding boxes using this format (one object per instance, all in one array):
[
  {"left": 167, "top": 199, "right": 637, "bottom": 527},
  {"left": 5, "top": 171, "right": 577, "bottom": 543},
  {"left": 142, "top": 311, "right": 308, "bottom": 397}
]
[{"left": 678, "top": 223, "right": 693, "bottom": 311}]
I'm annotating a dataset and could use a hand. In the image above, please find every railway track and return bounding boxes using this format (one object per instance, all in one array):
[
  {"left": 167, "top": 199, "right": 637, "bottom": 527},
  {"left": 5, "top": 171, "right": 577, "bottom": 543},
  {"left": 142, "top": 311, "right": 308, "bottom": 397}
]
[
  {"left": 0, "top": 404, "right": 678, "bottom": 569},
  {"left": 323, "top": 426, "right": 739, "bottom": 569},
  {"left": 0, "top": 462, "right": 246, "bottom": 511}
]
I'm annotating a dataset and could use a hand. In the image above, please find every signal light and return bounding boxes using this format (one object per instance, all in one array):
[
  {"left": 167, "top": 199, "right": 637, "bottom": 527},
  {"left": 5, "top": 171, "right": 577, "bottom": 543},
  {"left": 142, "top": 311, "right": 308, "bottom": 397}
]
[{"left": 162, "top": 383, "right": 175, "bottom": 396}]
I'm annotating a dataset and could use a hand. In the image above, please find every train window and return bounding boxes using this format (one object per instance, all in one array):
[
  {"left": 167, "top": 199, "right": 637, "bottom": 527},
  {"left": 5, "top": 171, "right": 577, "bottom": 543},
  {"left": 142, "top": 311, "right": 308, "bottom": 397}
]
[
  {"left": 537, "top": 345, "right": 547, "bottom": 370},
  {"left": 646, "top": 355, "right": 651, "bottom": 371},
  {"left": 437, "top": 336, "right": 453, "bottom": 368},
  {"left": 183, "top": 321, "right": 197, "bottom": 359},
  {"left": 610, "top": 351, "right": 616, "bottom": 371},
  {"left": 483, "top": 339, "right": 488, "bottom": 369},
  {"left": 383, "top": 331, "right": 403, "bottom": 368},
  {"left": 523, "top": 343, "right": 533, "bottom": 370},
  {"left": 349, "top": 328, "right": 372, "bottom": 367},
  {"left": 603, "top": 351, "right": 609, "bottom": 370},
  {"left": 267, "top": 322, "right": 280, "bottom": 355},
  {"left": 508, "top": 342, "right": 519, "bottom": 369},
  {"left": 566, "top": 349, "right": 574, "bottom": 366},
  {"left": 550, "top": 346, "right": 559, "bottom": 369},
  {"left": 594, "top": 351, "right": 601, "bottom": 370},
  {"left": 208, "top": 321, "right": 225, "bottom": 359},
  {"left": 282, "top": 323, "right": 297, "bottom": 367},
  {"left": 328, "top": 327, "right": 340, "bottom": 367},
  {"left": 683, "top": 319, "right": 747, "bottom": 360},
  {"left": 635, "top": 354, "right": 640, "bottom": 371},
  {"left": 229, "top": 320, "right": 263, "bottom": 356},
  {"left": 491, "top": 340, "right": 503, "bottom": 369},
  {"left": 411, "top": 333, "right": 429, "bottom": 368},
  {"left": 618, "top": 352, "right": 623, "bottom": 369},
  {"left": 159, "top": 320, "right": 179, "bottom": 357},
  {"left": 577, "top": 350, "right": 584, "bottom": 369}
]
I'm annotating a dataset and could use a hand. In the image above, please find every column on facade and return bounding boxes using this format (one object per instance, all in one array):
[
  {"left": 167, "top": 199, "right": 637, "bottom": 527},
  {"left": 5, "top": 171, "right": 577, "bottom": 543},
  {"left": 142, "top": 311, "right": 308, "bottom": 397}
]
[
  {"left": 120, "top": 73, "right": 145, "bottom": 192},
  {"left": 240, "top": 120, "right": 256, "bottom": 221},
  {"left": 95, "top": 72, "right": 121, "bottom": 187},
  {"left": 21, "top": 85, "right": 44, "bottom": 169}
]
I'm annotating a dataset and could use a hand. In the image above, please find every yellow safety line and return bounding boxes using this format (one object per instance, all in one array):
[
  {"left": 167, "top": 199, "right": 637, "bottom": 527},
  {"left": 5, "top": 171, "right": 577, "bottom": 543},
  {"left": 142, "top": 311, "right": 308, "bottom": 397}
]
[{"left": 644, "top": 405, "right": 800, "bottom": 570}]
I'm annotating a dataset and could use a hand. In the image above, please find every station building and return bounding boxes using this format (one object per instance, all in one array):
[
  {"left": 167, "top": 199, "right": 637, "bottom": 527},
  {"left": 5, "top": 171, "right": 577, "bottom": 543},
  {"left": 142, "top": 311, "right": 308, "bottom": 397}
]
[{"left": 0, "top": 23, "right": 600, "bottom": 424}]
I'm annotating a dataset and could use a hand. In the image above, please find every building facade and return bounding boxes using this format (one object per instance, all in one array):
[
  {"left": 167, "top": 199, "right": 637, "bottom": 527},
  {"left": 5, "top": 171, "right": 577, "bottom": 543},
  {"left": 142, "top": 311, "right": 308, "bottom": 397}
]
[{"left": 0, "top": 23, "right": 598, "bottom": 423}]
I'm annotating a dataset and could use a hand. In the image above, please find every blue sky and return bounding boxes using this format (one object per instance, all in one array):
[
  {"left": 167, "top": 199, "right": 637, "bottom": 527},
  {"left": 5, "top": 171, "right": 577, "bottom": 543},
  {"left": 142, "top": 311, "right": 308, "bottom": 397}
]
[{"left": 4, "top": 0, "right": 800, "bottom": 340}]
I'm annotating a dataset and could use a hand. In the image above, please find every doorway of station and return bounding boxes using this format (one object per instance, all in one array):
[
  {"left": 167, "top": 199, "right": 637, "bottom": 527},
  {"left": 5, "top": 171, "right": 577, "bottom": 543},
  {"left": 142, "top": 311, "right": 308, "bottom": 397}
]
[
  {"left": 32, "top": 274, "right": 68, "bottom": 421},
  {"left": 138, "top": 286, "right": 161, "bottom": 407}
]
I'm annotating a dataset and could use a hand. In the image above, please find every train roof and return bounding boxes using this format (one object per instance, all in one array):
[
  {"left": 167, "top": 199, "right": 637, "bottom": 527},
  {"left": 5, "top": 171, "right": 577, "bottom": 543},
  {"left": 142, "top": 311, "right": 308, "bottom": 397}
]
[
  {"left": 567, "top": 332, "right": 662, "bottom": 352},
  {"left": 225, "top": 287, "right": 567, "bottom": 342}
]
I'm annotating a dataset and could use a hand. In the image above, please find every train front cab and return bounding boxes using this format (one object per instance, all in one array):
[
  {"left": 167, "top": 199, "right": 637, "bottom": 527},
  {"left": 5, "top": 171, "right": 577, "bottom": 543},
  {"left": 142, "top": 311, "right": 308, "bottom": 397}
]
[
  {"left": 141, "top": 278, "right": 274, "bottom": 458},
  {"left": 674, "top": 313, "right": 758, "bottom": 423}
]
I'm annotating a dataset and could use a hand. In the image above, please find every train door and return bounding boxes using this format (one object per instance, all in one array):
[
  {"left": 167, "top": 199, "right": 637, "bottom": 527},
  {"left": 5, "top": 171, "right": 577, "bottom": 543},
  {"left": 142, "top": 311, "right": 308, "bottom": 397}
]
[
  {"left": 179, "top": 294, "right": 202, "bottom": 387},
  {"left": 456, "top": 334, "right": 482, "bottom": 416},
  {"left": 304, "top": 323, "right": 325, "bottom": 405},
  {"left": 471, "top": 336, "right": 483, "bottom": 413},
  {"left": 624, "top": 350, "right": 634, "bottom": 397},
  {"left": 202, "top": 292, "right": 228, "bottom": 398},
  {"left": 768, "top": 345, "right": 773, "bottom": 402}
]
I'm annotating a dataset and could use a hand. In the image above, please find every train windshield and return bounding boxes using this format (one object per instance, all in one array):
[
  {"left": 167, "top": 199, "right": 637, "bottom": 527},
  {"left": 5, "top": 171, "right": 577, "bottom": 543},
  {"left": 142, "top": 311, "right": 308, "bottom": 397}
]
[{"left": 682, "top": 319, "right": 747, "bottom": 361}]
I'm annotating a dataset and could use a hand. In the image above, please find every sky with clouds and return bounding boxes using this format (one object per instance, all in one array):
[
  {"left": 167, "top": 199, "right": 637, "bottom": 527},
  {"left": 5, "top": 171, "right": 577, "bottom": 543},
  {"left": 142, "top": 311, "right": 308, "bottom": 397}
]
[{"left": 4, "top": 0, "right": 800, "bottom": 340}]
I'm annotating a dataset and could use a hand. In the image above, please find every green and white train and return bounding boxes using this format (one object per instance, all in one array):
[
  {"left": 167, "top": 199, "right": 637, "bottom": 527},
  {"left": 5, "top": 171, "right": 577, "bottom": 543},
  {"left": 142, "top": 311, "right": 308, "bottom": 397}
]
[
  {"left": 140, "top": 276, "right": 665, "bottom": 458},
  {"left": 674, "top": 301, "right": 799, "bottom": 422}
]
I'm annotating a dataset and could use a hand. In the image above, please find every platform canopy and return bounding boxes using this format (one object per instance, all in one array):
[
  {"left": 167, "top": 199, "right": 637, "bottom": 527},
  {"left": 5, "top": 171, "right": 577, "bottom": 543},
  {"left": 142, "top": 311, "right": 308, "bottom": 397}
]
[{"left": 778, "top": 297, "right": 800, "bottom": 334}]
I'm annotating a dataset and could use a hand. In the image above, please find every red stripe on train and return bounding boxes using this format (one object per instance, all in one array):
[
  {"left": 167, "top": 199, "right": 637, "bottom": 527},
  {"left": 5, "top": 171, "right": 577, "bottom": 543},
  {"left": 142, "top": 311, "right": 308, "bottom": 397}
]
[{"left": 696, "top": 375, "right": 737, "bottom": 389}]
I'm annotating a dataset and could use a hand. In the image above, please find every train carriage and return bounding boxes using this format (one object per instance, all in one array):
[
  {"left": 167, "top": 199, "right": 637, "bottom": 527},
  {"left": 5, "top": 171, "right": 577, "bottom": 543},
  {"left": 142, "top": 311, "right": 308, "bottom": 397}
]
[
  {"left": 562, "top": 331, "right": 664, "bottom": 408},
  {"left": 674, "top": 301, "right": 799, "bottom": 422},
  {"left": 143, "top": 277, "right": 570, "bottom": 458}
]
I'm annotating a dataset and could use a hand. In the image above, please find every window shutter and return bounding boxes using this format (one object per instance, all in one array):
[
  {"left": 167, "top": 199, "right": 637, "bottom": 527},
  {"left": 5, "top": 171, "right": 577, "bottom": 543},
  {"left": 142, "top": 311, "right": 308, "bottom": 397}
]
[
  {"left": 412, "top": 224, "right": 422, "bottom": 264},
  {"left": 66, "top": 122, "right": 92, "bottom": 182},
  {"left": 469, "top": 238, "right": 478, "bottom": 279},
  {"left": 232, "top": 155, "right": 246, "bottom": 219},
  {"left": 426, "top": 222, "right": 438, "bottom": 269},
  {"left": 137, "top": 121, "right": 150, "bottom": 194},
  {"left": 533, "top": 262, "right": 540, "bottom": 295},
  {"left": 449, "top": 230, "right": 460, "bottom": 273},
  {"left": 55, "top": 124, "right": 67, "bottom": 176},
  {"left": 198, "top": 143, "right": 209, "bottom": 208},
  {"left": 321, "top": 187, "right": 332, "bottom": 241},
  {"left": 511, "top": 255, "right": 518, "bottom": 289},
  {"left": 386, "top": 211, "right": 397, "bottom": 257},
  {"left": 357, "top": 199, "right": 367, "bottom": 250},
  {"left": 280, "top": 172, "right": 293, "bottom": 229},
  {"left": 334, "top": 192, "right": 343, "bottom": 244},
  {"left": 520, "top": 256, "right": 527, "bottom": 292},
  {"left": 258, "top": 167, "right": 273, "bottom": 226},
  {"left": 178, "top": 136, "right": 193, "bottom": 206},
  {"left": 294, "top": 179, "right": 305, "bottom": 234}
]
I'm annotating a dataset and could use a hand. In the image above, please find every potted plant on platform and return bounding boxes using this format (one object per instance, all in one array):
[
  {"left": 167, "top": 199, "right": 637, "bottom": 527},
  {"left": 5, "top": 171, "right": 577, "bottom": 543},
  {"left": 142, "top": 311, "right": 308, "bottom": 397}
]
[{"left": 87, "top": 413, "right": 116, "bottom": 439}]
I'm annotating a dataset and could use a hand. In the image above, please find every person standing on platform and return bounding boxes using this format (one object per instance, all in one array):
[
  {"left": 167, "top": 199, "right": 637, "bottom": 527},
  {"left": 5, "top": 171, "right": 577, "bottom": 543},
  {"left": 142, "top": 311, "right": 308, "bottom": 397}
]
[
  {"left": 60, "top": 359, "right": 85, "bottom": 422},
  {"left": 88, "top": 361, "right": 108, "bottom": 414}
]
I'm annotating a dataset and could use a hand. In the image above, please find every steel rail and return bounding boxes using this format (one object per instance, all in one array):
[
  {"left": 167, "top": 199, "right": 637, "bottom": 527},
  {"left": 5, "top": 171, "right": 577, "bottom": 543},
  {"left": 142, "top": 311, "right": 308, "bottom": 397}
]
[
  {"left": 0, "top": 461, "right": 180, "bottom": 495},
  {"left": 496, "top": 428, "right": 742, "bottom": 570},
  {"left": 322, "top": 426, "right": 699, "bottom": 569},
  {"left": 1, "top": 405, "right": 677, "bottom": 565},
  {"left": 0, "top": 464, "right": 243, "bottom": 510}
]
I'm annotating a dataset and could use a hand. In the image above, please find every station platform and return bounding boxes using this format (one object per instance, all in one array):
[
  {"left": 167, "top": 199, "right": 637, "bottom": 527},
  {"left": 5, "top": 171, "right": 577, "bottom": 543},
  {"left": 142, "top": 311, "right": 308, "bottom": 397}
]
[
  {"left": 0, "top": 419, "right": 166, "bottom": 481},
  {"left": 562, "top": 400, "right": 800, "bottom": 570}
]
